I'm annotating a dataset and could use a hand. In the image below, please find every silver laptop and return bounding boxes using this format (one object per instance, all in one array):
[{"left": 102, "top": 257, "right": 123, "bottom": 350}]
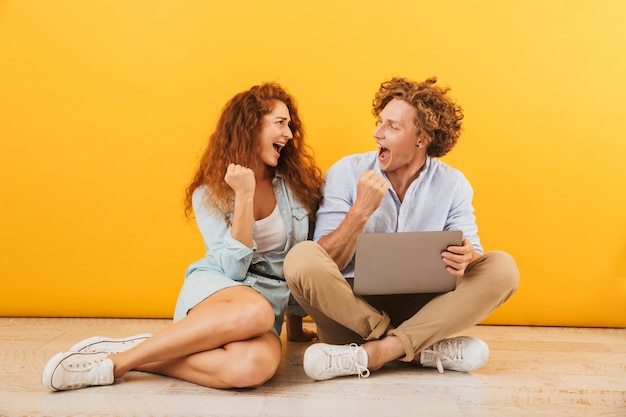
[{"left": 353, "top": 230, "right": 462, "bottom": 295}]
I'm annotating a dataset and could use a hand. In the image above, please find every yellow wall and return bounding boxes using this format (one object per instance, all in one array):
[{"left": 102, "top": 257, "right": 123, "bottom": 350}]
[{"left": 1, "top": 0, "right": 624, "bottom": 327}]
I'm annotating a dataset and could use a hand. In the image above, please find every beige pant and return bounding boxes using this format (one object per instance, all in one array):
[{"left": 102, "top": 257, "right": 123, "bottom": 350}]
[{"left": 283, "top": 241, "right": 520, "bottom": 362}]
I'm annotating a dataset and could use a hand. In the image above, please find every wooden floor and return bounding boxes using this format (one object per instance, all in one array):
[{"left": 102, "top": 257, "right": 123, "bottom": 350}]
[{"left": 0, "top": 318, "right": 624, "bottom": 417}]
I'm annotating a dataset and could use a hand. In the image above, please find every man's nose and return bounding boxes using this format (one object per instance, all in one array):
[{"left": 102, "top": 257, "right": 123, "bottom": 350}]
[{"left": 373, "top": 123, "right": 384, "bottom": 138}]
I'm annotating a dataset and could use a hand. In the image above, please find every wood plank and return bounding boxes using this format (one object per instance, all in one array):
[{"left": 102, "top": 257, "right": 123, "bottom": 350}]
[{"left": 0, "top": 318, "right": 624, "bottom": 417}]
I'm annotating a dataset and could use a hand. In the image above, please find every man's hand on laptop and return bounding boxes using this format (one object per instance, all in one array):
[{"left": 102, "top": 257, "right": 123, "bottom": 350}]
[{"left": 442, "top": 238, "right": 478, "bottom": 277}]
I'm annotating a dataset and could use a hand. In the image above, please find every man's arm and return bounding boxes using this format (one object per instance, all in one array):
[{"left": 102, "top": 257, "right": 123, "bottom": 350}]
[{"left": 318, "top": 170, "right": 389, "bottom": 270}]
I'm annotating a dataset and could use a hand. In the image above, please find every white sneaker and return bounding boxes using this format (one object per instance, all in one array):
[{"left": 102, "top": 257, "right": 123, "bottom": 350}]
[
  {"left": 42, "top": 351, "right": 114, "bottom": 391},
  {"left": 303, "top": 343, "right": 370, "bottom": 381},
  {"left": 70, "top": 333, "right": 152, "bottom": 354},
  {"left": 420, "top": 336, "right": 489, "bottom": 373}
]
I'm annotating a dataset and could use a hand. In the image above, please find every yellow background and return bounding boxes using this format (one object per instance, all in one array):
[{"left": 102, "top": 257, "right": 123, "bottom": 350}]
[{"left": 1, "top": 0, "right": 624, "bottom": 327}]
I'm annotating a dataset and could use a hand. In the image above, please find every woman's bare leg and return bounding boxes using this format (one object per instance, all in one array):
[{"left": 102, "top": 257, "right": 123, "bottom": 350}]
[
  {"left": 137, "top": 331, "right": 282, "bottom": 388},
  {"left": 108, "top": 285, "right": 278, "bottom": 387}
]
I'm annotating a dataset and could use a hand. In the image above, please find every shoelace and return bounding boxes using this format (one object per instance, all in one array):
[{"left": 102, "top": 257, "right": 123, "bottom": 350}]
[
  {"left": 61, "top": 355, "right": 109, "bottom": 389},
  {"left": 327, "top": 343, "right": 370, "bottom": 378},
  {"left": 423, "top": 339, "right": 464, "bottom": 374}
]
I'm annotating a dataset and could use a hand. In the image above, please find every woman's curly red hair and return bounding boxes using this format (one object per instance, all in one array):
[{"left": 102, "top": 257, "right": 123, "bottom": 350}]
[{"left": 185, "top": 83, "right": 323, "bottom": 218}]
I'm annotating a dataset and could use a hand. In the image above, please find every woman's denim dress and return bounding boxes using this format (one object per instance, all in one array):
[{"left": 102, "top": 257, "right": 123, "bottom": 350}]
[{"left": 173, "top": 173, "right": 311, "bottom": 336}]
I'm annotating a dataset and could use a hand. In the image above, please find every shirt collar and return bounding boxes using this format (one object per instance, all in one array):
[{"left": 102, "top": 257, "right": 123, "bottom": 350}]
[{"left": 374, "top": 156, "right": 431, "bottom": 181}]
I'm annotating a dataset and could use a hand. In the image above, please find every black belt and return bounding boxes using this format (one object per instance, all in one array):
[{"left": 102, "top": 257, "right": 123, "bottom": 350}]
[{"left": 247, "top": 268, "right": 285, "bottom": 281}]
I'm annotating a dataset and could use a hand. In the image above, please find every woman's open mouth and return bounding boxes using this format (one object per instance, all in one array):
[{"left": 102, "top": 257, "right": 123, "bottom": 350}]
[{"left": 273, "top": 142, "right": 285, "bottom": 154}]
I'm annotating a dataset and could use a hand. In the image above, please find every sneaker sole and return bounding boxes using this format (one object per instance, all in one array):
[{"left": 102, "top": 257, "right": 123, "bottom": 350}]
[{"left": 70, "top": 333, "right": 152, "bottom": 354}]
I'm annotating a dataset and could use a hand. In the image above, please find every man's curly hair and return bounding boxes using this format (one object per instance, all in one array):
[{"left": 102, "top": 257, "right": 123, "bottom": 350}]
[{"left": 372, "top": 77, "right": 464, "bottom": 157}]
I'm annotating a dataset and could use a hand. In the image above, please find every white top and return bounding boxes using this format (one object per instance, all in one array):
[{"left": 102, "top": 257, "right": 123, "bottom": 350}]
[{"left": 253, "top": 204, "right": 287, "bottom": 262}]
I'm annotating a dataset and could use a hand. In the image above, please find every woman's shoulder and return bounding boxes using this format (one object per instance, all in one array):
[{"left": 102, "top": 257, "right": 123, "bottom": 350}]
[
  {"left": 192, "top": 185, "right": 223, "bottom": 216},
  {"left": 192, "top": 185, "right": 208, "bottom": 206}
]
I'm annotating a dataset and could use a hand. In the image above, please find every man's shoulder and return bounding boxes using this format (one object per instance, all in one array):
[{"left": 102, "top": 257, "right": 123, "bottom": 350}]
[
  {"left": 428, "top": 158, "right": 467, "bottom": 180},
  {"left": 423, "top": 159, "right": 473, "bottom": 197},
  {"left": 328, "top": 151, "right": 378, "bottom": 173}
]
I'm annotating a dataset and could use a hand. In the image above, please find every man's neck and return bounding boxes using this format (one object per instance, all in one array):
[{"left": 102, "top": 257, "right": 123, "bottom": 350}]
[{"left": 385, "top": 158, "right": 427, "bottom": 202}]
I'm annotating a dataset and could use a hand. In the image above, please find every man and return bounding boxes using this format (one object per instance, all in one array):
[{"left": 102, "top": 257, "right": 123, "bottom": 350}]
[{"left": 283, "top": 76, "right": 519, "bottom": 380}]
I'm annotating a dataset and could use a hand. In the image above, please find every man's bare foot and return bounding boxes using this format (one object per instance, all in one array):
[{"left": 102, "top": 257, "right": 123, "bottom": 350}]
[{"left": 286, "top": 315, "right": 317, "bottom": 342}]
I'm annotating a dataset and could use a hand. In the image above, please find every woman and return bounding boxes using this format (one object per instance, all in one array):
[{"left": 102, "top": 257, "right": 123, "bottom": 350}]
[{"left": 42, "top": 82, "right": 324, "bottom": 390}]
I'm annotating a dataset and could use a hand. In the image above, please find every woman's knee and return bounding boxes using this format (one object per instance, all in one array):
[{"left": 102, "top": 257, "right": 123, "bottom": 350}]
[
  {"left": 203, "top": 290, "right": 275, "bottom": 337},
  {"left": 224, "top": 339, "right": 280, "bottom": 388},
  {"left": 236, "top": 298, "right": 275, "bottom": 335},
  {"left": 242, "top": 352, "right": 279, "bottom": 388}
]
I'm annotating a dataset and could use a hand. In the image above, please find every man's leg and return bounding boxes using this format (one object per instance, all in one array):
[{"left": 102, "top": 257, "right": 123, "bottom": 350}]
[
  {"left": 388, "top": 250, "right": 520, "bottom": 362},
  {"left": 286, "top": 246, "right": 518, "bottom": 380},
  {"left": 283, "top": 241, "right": 391, "bottom": 344}
]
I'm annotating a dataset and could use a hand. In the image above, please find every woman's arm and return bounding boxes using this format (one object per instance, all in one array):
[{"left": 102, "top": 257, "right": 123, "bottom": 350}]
[
  {"left": 224, "top": 163, "right": 256, "bottom": 248},
  {"left": 191, "top": 165, "right": 258, "bottom": 280}
]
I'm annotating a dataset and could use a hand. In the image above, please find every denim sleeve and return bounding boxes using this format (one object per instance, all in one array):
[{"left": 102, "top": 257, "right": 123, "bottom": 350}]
[{"left": 192, "top": 187, "right": 254, "bottom": 280}]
